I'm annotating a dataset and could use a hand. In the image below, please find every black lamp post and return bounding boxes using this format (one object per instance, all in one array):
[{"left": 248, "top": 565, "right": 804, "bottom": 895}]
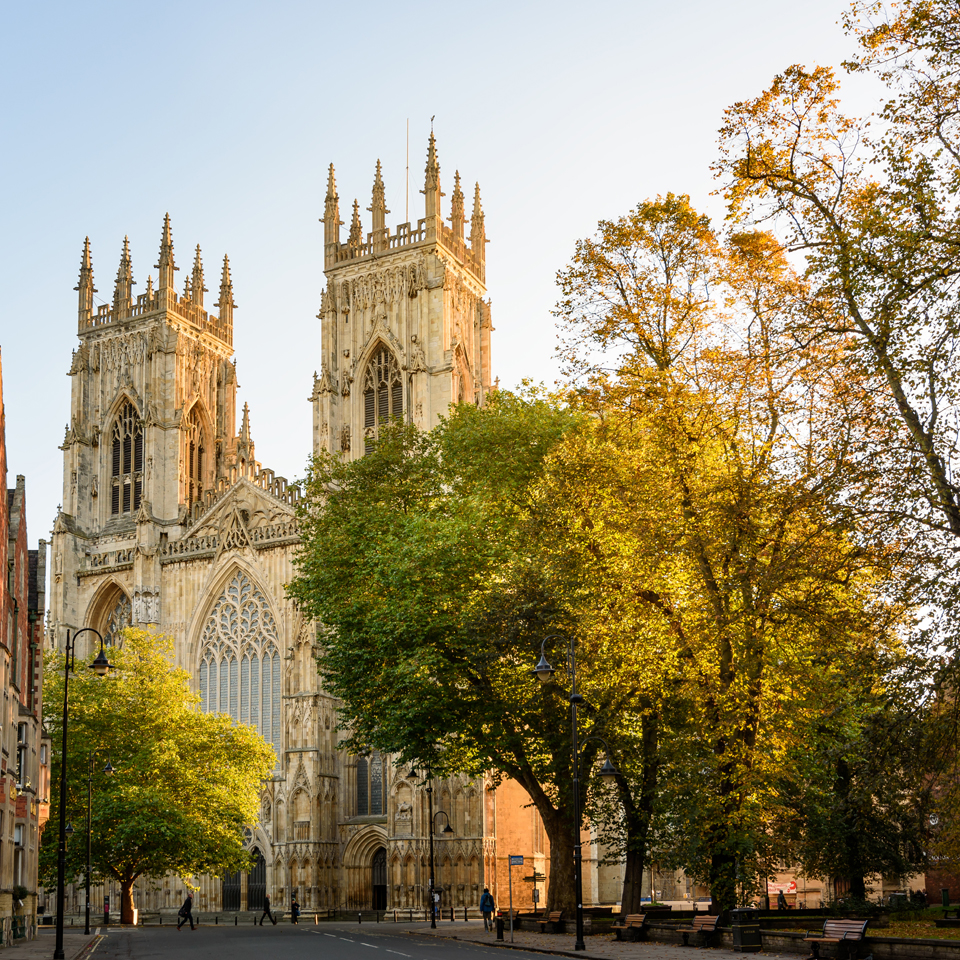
[
  {"left": 532, "top": 635, "right": 619, "bottom": 952},
  {"left": 424, "top": 778, "right": 454, "bottom": 929},
  {"left": 85, "top": 752, "right": 114, "bottom": 935},
  {"left": 54, "top": 628, "right": 113, "bottom": 959}
]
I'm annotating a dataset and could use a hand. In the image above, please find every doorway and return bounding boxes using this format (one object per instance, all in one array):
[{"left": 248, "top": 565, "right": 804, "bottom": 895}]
[
  {"left": 372, "top": 847, "right": 387, "bottom": 910},
  {"left": 248, "top": 847, "right": 267, "bottom": 911}
]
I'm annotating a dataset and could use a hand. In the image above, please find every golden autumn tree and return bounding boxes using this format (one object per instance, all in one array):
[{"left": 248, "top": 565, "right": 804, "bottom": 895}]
[{"left": 553, "top": 194, "right": 914, "bottom": 910}]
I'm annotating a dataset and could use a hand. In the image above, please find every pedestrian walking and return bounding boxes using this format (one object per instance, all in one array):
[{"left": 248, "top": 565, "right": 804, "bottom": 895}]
[
  {"left": 480, "top": 888, "right": 495, "bottom": 931},
  {"left": 432, "top": 890, "right": 440, "bottom": 920},
  {"left": 177, "top": 892, "right": 196, "bottom": 931},
  {"left": 291, "top": 897, "right": 300, "bottom": 924},
  {"left": 778, "top": 890, "right": 788, "bottom": 911},
  {"left": 259, "top": 892, "right": 276, "bottom": 926}
]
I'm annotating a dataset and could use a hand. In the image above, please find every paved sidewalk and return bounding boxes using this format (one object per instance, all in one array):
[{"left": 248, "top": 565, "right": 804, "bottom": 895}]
[
  {"left": 5, "top": 930, "right": 101, "bottom": 960},
  {"left": 409, "top": 920, "right": 797, "bottom": 960}
]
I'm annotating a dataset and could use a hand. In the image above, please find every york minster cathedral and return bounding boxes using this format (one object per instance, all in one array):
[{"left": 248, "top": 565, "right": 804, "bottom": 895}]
[{"left": 46, "top": 138, "right": 592, "bottom": 915}]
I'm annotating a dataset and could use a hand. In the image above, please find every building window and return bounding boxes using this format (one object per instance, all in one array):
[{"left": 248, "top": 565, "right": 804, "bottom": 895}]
[
  {"left": 356, "top": 752, "right": 385, "bottom": 816},
  {"left": 110, "top": 402, "right": 143, "bottom": 515},
  {"left": 198, "top": 571, "right": 282, "bottom": 761},
  {"left": 103, "top": 593, "right": 131, "bottom": 646},
  {"left": 363, "top": 347, "right": 403, "bottom": 453},
  {"left": 15, "top": 724, "right": 26, "bottom": 788},
  {"left": 183, "top": 407, "right": 205, "bottom": 505}
]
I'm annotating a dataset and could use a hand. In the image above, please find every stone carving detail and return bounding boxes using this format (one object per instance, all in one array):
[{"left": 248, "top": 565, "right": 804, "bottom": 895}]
[
  {"left": 198, "top": 570, "right": 282, "bottom": 759},
  {"left": 409, "top": 335, "right": 427, "bottom": 373},
  {"left": 133, "top": 591, "right": 160, "bottom": 623}
]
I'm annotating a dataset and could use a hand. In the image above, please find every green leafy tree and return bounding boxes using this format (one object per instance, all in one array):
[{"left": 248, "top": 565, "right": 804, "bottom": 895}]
[
  {"left": 290, "top": 393, "right": 671, "bottom": 913},
  {"left": 41, "top": 629, "right": 275, "bottom": 923}
]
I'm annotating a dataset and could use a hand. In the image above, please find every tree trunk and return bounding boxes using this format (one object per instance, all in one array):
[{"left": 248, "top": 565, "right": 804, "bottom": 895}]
[
  {"left": 837, "top": 758, "right": 868, "bottom": 901},
  {"left": 709, "top": 850, "right": 737, "bottom": 916},
  {"left": 619, "top": 713, "right": 659, "bottom": 917},
  {"left": 540, "top": 806, "right": 577, "bottom": 913},
  {"left": 121, "top": 876, "right": 136, "bottom": 925}
]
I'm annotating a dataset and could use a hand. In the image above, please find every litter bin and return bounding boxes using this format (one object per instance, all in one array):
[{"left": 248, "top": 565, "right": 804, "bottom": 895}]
[{"left": 730, "top": 907, "right": 761, "bottom": 954}]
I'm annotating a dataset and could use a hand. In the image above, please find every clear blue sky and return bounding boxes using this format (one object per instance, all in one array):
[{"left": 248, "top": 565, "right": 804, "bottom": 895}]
[{"left": 0, "top": 0, "right": 881, "bottom": 548}]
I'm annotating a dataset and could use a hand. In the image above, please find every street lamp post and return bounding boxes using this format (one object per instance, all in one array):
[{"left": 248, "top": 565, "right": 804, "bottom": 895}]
[
  {"left": 85, "top": 752, "right": 114, "bottom": 935},
  {"left": 54, "top": 628, "right": 113, "bottom": 960},
  {"left": 532, "top": 635, "right": 619, "bottom": 952},
  {"left": 424, "top": 779, "right": 454, "bottom": 929}
]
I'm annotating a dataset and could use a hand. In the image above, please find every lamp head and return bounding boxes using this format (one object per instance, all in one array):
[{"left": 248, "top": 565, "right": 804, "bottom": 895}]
[
  {"left": 532, "top": 654, "right": 555, "bottom": 683},
  {"left": 89, "top": 643, "right": 113, "bottom": 677},
  {"left": 65, "top": 822, "right": 75, "bottom": 837},
  {"left": 442, "top": 823, "right": 454, "bottom": 834},
  {"left": 598, "top": 757, "right": 620, "bottom": 778},
  {"left": 104, "top": 761, "right": 115, "bottom": 776}
]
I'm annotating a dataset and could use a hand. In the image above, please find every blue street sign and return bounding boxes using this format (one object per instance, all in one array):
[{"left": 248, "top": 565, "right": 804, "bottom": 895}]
[{"left": 509, "top": 855, "right": 524, "bottom": 866}]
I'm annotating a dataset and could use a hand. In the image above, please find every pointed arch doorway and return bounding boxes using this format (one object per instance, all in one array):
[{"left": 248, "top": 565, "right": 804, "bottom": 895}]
[
  {"left": 372, "top": 847, "right": 387, "bottom": 910},
  {"left": 248, "top": 847, "right": 267, "bottom": 911}
]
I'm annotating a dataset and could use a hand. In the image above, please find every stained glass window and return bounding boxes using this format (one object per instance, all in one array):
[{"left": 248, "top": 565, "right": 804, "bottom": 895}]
[{"left": 198, "top": 571, "right": 282, "bottom": 761}]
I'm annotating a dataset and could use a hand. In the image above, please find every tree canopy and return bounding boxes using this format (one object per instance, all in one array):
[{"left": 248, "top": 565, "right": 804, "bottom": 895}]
[{"left": 41, "top": 629, "right": 275, "bottom": 923}]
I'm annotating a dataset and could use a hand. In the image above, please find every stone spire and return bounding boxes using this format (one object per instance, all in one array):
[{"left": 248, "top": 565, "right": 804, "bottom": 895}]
[
  {"left": 323, "top": 163, "right": 342, "bottom": 266},
  {"left": 155, "top": 213, "right": 177, "bottom": 290},
  {"left": 368, "top": 160, "right": 389, "bottom": 240},
  {"left": 423, "top": 133, "right": 442, "bottom": 230},
  {"left": 191, "top": 245, "right": 207, "bottom": 308},
  {"left": 348, "top": 199, "right": 363, "bottom": 251},
  {"left": 449, "top": 171, "right": 465, "bottom": 240},
  {"left": 237, "top": 402, "right": 255, "bottom": 464},
  {"left": 215, "top": 255, "right": 235, "bottom": 325},
  {"left": 113, "top": 236, "right": 135, "bottom": 316},
  {"left": 75, "top": 237, "right": 96, "bottom": 325},
  {"left": 470, "top": 182, "right": 486, "bottom": 259}
]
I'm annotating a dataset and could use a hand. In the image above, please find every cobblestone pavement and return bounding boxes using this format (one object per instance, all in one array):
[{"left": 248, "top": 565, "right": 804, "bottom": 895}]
[{"left": 408, "top": 920, "right": 798, "bottom": 960}]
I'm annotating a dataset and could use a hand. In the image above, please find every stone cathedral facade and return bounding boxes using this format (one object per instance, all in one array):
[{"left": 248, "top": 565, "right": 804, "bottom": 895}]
[{"left": 46, "top": 138, "right": 548, "bottom": 917}]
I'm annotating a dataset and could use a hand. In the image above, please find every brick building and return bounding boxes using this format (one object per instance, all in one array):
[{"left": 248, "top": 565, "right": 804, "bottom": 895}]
[{"left": 0, "top": 348, "right": 50, "bottom": 942}]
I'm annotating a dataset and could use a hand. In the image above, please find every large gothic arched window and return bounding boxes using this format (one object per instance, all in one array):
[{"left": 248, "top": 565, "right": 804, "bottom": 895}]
[
  {"left": 363, "top": 347, "right": 403, "bottom": 453},
  {"left": 111, "top": 401, "right": 143, "bottom": 515},
  {"left": 198, "top": 571, "right": 282, "bottom": 761},
  {"left": 356, "top": 751, "right": 385, "bottom": 816},
  {"left": 183, "top": 407, "right": 206, "bottom": 505}
]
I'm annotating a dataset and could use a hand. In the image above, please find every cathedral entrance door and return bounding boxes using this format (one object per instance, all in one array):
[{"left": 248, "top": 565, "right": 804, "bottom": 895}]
[
  {"left": 372, "top": 847, "right": 387, "bottom": 910},
  {"left": 248, "top": 848, "right": 267, "bottom": 911},
  {"left": 222, "top": 869, "right": 241, "bottom": 911}
]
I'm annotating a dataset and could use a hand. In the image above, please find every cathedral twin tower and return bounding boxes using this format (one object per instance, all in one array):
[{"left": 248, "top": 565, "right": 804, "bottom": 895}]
[{"left": 50, "top": 137, "right": 499, "bottom": 913}]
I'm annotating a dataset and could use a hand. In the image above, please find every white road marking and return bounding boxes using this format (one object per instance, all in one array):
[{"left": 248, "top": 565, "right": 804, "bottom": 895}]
[
  {"left": 386, "top": 952, "right": 411, "bottom": 957},
  {"left": 360, "top": 943, "right": 377, "bottom": 948}
]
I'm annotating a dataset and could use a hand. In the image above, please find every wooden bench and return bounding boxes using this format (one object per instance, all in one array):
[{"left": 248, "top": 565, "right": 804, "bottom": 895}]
[
  {"left": 536, "top": 910, "right": 564, "bottom": 933},
  {"left": 678, "top": 914, "right": 719, "bottom": 947},
  {"left": 803, "top": 918, "right": 870, "bottom": 960},
  {"left": 611, "top": 914, "right": 647, "bottom": 942}
]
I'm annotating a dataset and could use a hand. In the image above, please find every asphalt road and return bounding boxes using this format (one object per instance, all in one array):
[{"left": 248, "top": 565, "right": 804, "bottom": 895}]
[{"left": 91, "top": 922, "right": 550, "bottom": 960}]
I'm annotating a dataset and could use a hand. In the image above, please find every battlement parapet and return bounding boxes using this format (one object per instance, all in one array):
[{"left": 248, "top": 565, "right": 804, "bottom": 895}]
[
  {"left": 329, "top": 219, "right": 484, "bottom": 281},
  {"left": 80, "top": 291, "right": 233, "bottom": 345}
]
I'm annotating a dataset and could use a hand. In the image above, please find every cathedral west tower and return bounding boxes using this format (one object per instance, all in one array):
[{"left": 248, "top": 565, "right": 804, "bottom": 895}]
[{"left": 311, "top": 135, "right": 493, "bottom": 457}]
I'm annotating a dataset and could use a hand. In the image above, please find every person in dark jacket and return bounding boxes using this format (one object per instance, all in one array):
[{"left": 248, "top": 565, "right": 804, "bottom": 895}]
[
  {"left": 480, "top": 888, "right": 495, "bottom": 930},
  {"left": 177, "top": 892, "right": 196, "bottom": 931},
  {"left": 259, "top": 893, "right": 276, "bottom": 926},
  {"left": 291, "top": 897, "right": 300, "bottom": 924}
]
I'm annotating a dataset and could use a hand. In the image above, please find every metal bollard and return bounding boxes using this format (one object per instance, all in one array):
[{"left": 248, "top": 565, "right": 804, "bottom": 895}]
[
  {"left": 496, "top": 916, "right": 504, "bottom": 941},
  {"left": 216, "top": 916, "right": 219, "bottom": 924},
  {"left": 464, "top": 907, "right": 468, "bottom": 922},
  {"left": 377, "top": 912, "right": 380, "bottom": 923},
  {"left": 235, "top": 916, "right": 238, "bottom": 926},
  {"left": 358, "top": 912, "right": 362, "bottom": 924}
]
